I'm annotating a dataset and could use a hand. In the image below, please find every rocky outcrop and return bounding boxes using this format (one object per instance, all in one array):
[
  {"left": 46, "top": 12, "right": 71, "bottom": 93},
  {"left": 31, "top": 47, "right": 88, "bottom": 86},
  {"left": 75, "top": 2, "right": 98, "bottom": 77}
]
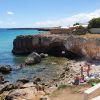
[
  {"left": 5, "top": 87, "right": 45, "bottom": 100},
  {"left": 17, "top": 78, "right": 30, "bottom": 84},
  {"left": 12, "top": 33, "right": 100, "bottom": 60},
  {"left": 12, "top": 33, "right": 66, "bottom": 55},
  {"left": 0, "top": 65, "right": 12, "bottom": 74},
  {"left": 25, "top": 52, "right": 41, "bottom": 65}
]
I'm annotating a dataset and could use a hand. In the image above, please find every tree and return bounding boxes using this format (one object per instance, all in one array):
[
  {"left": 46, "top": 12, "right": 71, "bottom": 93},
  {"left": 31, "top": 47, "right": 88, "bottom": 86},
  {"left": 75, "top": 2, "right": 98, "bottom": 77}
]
[
  {"left": 88, "top": 17, "right": 100, "bottom": 28},
  {"left": 73, "top": 22, "right": 80, "bottom": 26}
]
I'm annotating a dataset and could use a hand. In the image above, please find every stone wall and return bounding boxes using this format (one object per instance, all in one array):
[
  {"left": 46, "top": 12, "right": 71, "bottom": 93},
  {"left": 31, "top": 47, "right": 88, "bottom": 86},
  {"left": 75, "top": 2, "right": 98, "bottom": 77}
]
[{"left": 90, "top": 28, "right": 100, "bottom": 34}]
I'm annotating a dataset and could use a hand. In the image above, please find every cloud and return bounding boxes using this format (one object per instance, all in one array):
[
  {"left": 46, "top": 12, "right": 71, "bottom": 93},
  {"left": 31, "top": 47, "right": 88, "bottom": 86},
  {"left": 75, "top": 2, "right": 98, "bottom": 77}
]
[
  {"left": 0, "top": 21, "right": 16, "bottom": 27},
  {"left": 0, "top": 21, "right": 3, "bottom": 24},
  {"left": 7, "top": 11, "right": 14, "bottom": 15},
  {"left": 33, "top": 9, "right": 100, "bottom": 27}
]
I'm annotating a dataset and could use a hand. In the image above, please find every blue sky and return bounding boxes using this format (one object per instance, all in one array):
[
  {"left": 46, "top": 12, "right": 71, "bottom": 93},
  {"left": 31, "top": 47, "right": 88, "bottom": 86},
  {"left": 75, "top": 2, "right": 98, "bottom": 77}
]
[{"left": 0, "top": 0, "right": 100, "bottom": 28}]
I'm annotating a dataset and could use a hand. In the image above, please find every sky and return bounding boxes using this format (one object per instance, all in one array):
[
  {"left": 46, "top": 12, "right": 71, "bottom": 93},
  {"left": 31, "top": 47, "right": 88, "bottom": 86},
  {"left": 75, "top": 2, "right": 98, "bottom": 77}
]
[{"left": 0, "top": 0, "right": 100, "bottom": 28}]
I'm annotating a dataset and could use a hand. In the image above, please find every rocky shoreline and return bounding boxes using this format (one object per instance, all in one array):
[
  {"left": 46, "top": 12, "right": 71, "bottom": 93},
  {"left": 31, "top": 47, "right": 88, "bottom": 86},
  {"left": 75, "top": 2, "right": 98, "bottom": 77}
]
[
  {"left": 0, "top": 57, "right": 86, "bottom": 100},
  {"left": 0, "top": 29, "right": 100, "bottom": 99}
]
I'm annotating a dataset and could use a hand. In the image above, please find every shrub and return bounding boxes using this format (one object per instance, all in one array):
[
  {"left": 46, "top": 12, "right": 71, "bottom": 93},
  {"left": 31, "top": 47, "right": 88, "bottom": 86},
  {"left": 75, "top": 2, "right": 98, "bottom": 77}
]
[
  {"left": 88, "top": 17, "right": 100, "bottom": 28},
  {"left": 73, "top": 26, "right": 87, "bottom": 35},
  {"left": 87, "top": 79, "right": 100, "bottom": 85},
  {"left": 73, "top": 23, "right": 80, "bottom": 26}
]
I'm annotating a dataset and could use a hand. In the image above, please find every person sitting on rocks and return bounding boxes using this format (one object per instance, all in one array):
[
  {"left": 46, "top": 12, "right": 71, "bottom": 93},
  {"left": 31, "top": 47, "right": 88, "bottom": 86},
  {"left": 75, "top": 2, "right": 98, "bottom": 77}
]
[
  {"left": 17, "top": 63, "right": 25, "bottom": 69},
  {"left": 72, "top": 74, "right": 80, "bottom": 85},
  {"left": 20, "top": 63, "right": 24, "bottom": 68},
  {"left": 0, "top": 75, "right": 4, "bottom": 84}
]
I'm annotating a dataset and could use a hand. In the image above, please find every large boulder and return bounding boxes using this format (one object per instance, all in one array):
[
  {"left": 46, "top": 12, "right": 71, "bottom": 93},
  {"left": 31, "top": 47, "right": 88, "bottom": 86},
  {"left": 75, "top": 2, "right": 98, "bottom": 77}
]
[
  {"left": 12, "top": 33, "right": 65, "bottom": 55},
  {"left": 25, "top": 52, "right": 41, "bottom": 65},
  {"left": 40, "top": 53, "right": 48, "bottom": 58},
  {"left": 5, "top": 87, "right": 45, "bottom": 100},
  {"left": 0, "top": 65, "right": 12, "bottom": 74},
  {"left": 12, "top": 33, "right": 100, "bottom": 60}
]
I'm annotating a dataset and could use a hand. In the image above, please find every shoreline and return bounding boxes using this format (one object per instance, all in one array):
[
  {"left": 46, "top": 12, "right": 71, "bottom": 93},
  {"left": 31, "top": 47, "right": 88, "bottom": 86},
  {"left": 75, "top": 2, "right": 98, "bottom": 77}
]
[
  {"left": 0, "top": 28, "right": 100, "bottom": 99},
  {"left": 0, "top": 57, "right": 100, "bottom": 100}
]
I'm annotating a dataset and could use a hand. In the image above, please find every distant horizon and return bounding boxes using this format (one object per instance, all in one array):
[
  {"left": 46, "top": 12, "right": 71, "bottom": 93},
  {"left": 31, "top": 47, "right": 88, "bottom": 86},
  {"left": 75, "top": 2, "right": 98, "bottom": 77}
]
[{"left": 0, "top": 0, "right": 100, "bottom": 28}]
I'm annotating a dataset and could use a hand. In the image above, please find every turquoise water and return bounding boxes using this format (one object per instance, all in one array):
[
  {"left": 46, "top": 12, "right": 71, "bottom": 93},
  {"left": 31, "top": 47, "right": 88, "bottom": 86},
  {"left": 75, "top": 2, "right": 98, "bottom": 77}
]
[
  {"left": 0, "top": 29, "right": 47, "bottom": 82},
  {"left": 0, "top": 29, "right": 43, "bottom": 64},
  {"left": 0, "top": 29, "right": 61, "bottom": 83}
]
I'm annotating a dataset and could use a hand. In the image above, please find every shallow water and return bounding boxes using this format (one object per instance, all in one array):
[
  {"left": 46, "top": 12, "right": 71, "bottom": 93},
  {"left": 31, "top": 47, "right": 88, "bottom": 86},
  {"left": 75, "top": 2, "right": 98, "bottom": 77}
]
[
  {"left": 0, "top": 29, "right": 65, "bottom": 83},
  {"left": 0, "top": 29, "right": 46, "bottom": 82}
]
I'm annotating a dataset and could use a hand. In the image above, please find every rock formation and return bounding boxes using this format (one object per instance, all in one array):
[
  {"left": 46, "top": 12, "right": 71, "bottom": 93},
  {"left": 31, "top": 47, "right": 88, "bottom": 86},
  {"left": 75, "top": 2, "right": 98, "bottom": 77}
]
[
  {"left": 12, "top": 33, "right": 71, "bottom": 55},
  {"left": 0, "top": 65, "right": 12, "bottom": 74},
  {"left": 25, "top": 52, "right": 41, "bottom": 65},
  {"left": 12, "top": 32, "right": 100, "bottom": 60}
]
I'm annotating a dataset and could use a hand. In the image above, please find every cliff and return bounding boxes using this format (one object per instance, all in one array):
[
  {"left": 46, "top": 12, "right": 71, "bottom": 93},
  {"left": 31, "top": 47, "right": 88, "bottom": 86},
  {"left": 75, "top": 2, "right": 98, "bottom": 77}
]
[
  {"left": 12, "top": 32, "right": 100, "bottom": 60},
  {"left": 12, "top": 33, "right": 67, "bottom": 55}
]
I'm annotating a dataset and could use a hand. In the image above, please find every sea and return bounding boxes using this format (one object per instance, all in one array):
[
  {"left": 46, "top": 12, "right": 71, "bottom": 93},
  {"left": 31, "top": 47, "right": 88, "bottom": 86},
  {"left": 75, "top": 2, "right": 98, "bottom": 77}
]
[
  {"left": 0, "top": 29, "right": 62, "bottom": 83},
  {"left": 0, "top": 29, "right": 54, "bottom": 83}
]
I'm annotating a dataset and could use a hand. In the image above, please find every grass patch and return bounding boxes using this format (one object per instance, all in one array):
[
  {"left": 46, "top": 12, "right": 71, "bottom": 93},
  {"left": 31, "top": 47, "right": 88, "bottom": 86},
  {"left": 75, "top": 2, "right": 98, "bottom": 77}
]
[{"left": 58, "top": 84, "right": 70, "bottom": 90}]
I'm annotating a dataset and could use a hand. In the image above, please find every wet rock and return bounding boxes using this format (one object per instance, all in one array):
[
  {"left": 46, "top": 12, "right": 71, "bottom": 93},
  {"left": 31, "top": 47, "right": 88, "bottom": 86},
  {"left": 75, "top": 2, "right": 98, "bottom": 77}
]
[
  {"left": 0, "top": 65, "right": 12, "bottom": 74},
  {"left": 25, "top": 52, "right": 41, "bottom": 65},
  {"left": 40, "top": 53, "right": 48, "bottom": 58},
  {"left": 14, "top": 82, "right": 24, "bottom": 89},
  {"left": 33, "top": 77, "right": 41, "bottom": 84},
  {"left": 17, "top": 78, "right": 30, "bottom": 84},
  {"left": 0, "top": 75, "right": 4, "bottom": 84}
]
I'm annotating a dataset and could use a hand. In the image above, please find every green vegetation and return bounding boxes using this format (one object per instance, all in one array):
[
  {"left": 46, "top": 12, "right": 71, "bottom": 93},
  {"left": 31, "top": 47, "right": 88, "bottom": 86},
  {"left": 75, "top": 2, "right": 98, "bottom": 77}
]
[
  {"left": 42, "top": 56, "right": 68, "bottom": 65},
  {"left": 88, "top": 17, "right": 100, "bottom": 28},
  {"left": 73, "top": 22, "right": 80, "bottom": 26},
  {"left": 87, "top": 79, "right": 100, "bottom": 85},
  {"left": 58, "top": 84, "right": 70, "bottom": 90},
  {"left": 73, "top": 25, "right": 87, "bottom": 35}
]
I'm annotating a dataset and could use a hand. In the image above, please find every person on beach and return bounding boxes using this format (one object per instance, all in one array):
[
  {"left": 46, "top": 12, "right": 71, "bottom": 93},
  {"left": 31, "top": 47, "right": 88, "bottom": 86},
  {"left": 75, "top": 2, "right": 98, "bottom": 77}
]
[
  {"left": 80, "top": 64, "right": 83, "bottom": 77},
  {"left": 73, "top": 74, "right": 80, "bottom": 85},
  {"left": 16, "top": 63, "right": 25, "bottom": 70},
  {"left": 20, "top": 63, "right": 24, "bottom": 68},
  {"left": 0, "top": 75, "right": 4, "bottom": 84},
  {"left": 87, "top": 64, "right": 91, "bottom": 77}
]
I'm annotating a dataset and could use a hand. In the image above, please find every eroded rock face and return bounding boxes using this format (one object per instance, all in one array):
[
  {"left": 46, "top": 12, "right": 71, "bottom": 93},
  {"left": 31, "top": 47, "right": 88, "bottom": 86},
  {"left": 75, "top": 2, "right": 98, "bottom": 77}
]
[
  {"left": 64, "top": 36, "right": 87, "bottom": 58},
  {"left": 12, "top": 33, "right": 100, "bottom": 60}
]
